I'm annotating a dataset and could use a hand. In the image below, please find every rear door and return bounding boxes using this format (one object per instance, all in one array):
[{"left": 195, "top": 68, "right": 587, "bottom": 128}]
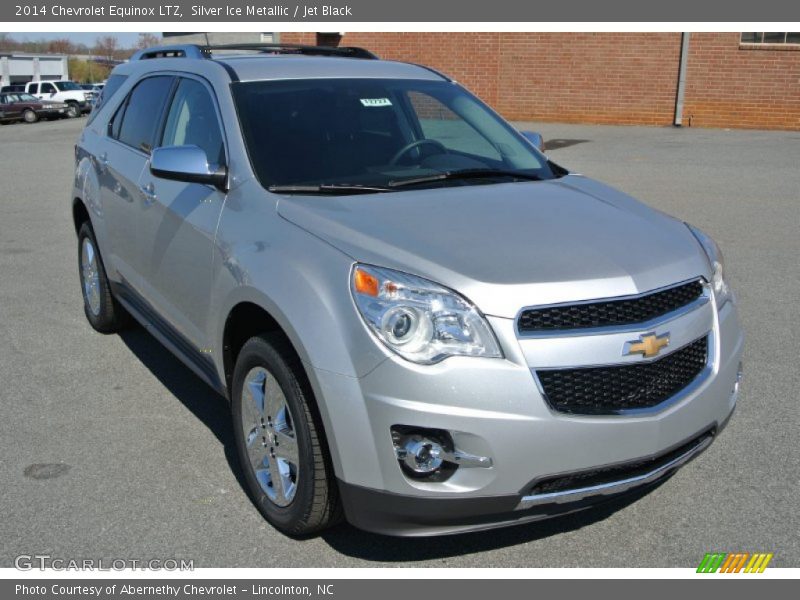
[
  {"left": 0, "top": 94, "right": 22, "bottom": 119},
  {"left": 98, "top": 75, "right": 175, "bottom": 290},
  {"left": 135, "top": 76, "right": 228, "bottom": 350}
]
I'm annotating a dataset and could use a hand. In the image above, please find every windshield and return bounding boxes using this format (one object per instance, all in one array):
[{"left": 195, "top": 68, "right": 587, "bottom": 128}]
[
  {"left": 19, "top": 94, "right": 39, "bottom": 102},
  {"left": 54, "top": 81, "right": 81, "bottom": 91},
  {"left": 233, "top": 78, "right": 555, "bottom": 192}
]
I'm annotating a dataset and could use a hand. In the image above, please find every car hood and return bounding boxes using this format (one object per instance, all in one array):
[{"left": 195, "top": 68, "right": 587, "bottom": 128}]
[{"left": 276, "top": 175, "right": 710, "bottom": 318}]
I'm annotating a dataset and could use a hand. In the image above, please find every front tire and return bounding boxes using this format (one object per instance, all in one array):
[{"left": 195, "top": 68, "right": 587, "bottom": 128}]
[
  {"left": 77, "top": 222, "right": 130, "bottom": 333},
  {"left": 66, "top": 103, "right": 80, "bottom": 118},
  {"left": 232, "top": 334, "right": 342, "bottom": 536},
  {"left": 23, "top": 109, "right": 38, "bottom": 123}
]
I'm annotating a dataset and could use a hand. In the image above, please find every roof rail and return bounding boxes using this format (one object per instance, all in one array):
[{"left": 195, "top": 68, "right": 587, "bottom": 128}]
[
  {"left": 208, "top": 43, "right": 379, "bottom": 60},
  {"left": 130, "top": 45, "right": 208, "bottom": 60},
  {"left": 130, "top": 43, "right": 379, "bottom": 62}
]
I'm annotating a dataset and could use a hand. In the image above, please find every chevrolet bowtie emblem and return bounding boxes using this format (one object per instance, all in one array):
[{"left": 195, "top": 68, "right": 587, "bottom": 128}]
[{"left": 625, "top": 332, "right": 670, "bottom": 358}]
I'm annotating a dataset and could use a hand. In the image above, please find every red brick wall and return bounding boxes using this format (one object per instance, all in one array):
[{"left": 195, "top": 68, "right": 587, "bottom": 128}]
[
  {"left": 495, "top": 33, "right": 681, "bottom": 125},
  {"left": 682, "top": 33, "right": 800, "bottom": 130},
  {"left": 280, "top": 32, "right": 800, "bottom": 130}
]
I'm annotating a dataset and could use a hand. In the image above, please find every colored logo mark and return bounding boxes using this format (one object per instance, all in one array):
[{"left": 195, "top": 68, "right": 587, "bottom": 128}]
[{"left": 697, "top": 552, "right": 774, "bottom": 573}]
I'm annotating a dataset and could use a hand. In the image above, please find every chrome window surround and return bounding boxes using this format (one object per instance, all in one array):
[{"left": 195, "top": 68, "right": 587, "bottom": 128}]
[
  {"left": 517, "top": 429, "right": 714, "bottom": 509},
  {"left": 515, "top": 277, "right": 710, "bottom": 339}
]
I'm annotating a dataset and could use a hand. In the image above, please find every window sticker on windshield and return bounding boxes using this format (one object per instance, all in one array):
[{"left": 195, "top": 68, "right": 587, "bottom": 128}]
[{"left": 360, "top": 98, "right": 393, "bottom": 107}]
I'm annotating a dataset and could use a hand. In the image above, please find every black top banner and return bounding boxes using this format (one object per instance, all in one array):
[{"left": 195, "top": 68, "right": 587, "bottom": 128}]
[{"left": 3, "top": 0, "right": 800, "bottom": 22}]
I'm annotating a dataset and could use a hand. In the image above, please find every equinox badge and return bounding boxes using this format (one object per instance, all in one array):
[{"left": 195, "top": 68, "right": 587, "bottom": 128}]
[{"left": 624, "top": 332, "right": 670, "bottom": 358}]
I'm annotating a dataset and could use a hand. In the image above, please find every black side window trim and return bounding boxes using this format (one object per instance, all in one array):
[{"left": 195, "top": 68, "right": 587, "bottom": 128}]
[
  {"left": 109, "top": 75, "right": 177, "bottom": 155},
  {"left": 156, "top": 74, "right": 229, "bottom": 169}
]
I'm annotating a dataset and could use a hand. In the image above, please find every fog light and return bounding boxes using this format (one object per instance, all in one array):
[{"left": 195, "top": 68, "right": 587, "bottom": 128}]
[
  {"left": 391, "top": 426, "right": 493, "bottom": 481},
  {"left": 399, "top": 436, "right": 444, "bottom": 474}
]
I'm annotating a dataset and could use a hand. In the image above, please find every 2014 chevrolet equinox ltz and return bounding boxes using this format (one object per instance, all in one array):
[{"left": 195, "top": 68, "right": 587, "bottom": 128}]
[{"left": 72, "top": 44, "right": 744, "bottom": 536}]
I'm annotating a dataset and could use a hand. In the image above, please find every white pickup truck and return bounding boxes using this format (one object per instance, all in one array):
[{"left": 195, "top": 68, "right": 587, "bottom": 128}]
[{"left": 25, "top": 80, "right": 91, "bottom": 118}]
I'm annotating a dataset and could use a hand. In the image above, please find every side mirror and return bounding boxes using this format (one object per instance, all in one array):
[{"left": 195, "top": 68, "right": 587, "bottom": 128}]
[
  {"left": 150, "top": 145, "right": 227, "bottom": 189},
  {"left": 520, "top": 131, "right": 545, "bottom": 153}
]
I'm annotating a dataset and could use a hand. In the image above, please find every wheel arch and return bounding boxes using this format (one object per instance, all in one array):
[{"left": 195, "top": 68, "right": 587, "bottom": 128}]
[
  {"left": 220, "top": 297, "right": 346, "bottom": 480},
  {"left": 72, "top": 196, "right": 91, "bottom": 234}
]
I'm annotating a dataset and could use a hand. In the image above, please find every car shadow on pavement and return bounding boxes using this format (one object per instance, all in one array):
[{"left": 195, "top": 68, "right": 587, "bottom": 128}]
[
  {"left": 544, "top": 138, "right": 591, "bottom": 151},
  {"left": 117, "top": 327, "right": 249, "bottom": 493},
  {"left": 319, "top": 483, "right": 662, "bottom": 562},
  {"left": 117, "top": 324, "right": 661, "bottom": 562}
]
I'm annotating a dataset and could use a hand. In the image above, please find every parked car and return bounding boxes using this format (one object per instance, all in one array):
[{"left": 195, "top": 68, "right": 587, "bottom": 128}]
[
  {"left": 72, "top": 44, "right": 744, "bottom": 537},
  {"left": 0, "top": 92, "right": 70, "bottom": 123},
  {"left": 25, "top": 80, "right": 91, "bottom": 117},
  {"left": 80, "top": 83, "right": 105, "bottom": 102},
  {"left": 1, "top": 85, "right": 26, "bottom": 93}
]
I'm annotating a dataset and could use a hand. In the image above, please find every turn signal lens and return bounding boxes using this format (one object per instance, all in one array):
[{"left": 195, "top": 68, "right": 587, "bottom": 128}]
[{"left": 353, "top": 267, "right": 379, "bottom": 297}]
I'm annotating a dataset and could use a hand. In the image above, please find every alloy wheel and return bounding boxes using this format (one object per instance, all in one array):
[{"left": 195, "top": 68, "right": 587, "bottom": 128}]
[
  {"left": 240, "top": 366, "right": 300, "bottom": 507},
  {"left": 80, "top": 237, "right": 101, "bottom": 316}
]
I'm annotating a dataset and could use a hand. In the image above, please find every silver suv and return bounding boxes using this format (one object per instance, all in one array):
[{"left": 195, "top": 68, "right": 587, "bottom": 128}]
[{"left": 72, "top": 44, "right": 744, "bottom": 537}]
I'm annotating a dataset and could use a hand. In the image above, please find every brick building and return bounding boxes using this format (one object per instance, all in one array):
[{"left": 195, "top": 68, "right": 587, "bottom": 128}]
[{"left": 277, "top": 32, "right": 800, "bottom": 131}]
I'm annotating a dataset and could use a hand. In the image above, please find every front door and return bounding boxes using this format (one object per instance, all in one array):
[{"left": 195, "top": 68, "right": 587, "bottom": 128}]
[{"left": 135, "top": 76, "right": 228, "bottom": 351}]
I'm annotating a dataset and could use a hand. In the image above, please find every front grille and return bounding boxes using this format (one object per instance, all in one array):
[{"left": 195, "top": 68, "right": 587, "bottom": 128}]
[
  {"left": 528, "top": 429, "right": 714, "bottom": 496},
  {"left": 537, "top": 336, "right": 708, "bottom": 414},
  {"left": 518, "top": 280, "right": 704, "bottom": 332}
]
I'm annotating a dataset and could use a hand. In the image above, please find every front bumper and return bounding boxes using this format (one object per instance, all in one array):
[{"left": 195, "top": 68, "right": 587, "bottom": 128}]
[
  {"left": 311, "top": 299, "right": 743, "bottom": 536},
  {"left": 337, "top": 422, "right": 728, "bottom": 536}
]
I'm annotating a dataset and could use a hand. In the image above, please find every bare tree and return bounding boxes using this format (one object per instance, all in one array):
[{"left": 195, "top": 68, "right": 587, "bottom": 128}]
[
  {"left": 136, "top": 33, "right": 161, "bottom": 49},
  {"left": 47, "top": 38, "right": 75, "bottom": 55},
  {"left": 0, "top": 33, "right": 16, "bottom": 51},
  {"left": 94, "top": 35, "right": 119, "bottom": 61}
]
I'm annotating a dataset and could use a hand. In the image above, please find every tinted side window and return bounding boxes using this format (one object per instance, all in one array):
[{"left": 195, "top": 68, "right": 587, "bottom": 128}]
[
  {"left": 40, "top": 82, "right": 55, "bottom": 94},
  {"left": 160, "top": 78, "right": 225, "bottom": 166},
  {"left": 28, "top": 83, "right": 39, "bottom": 94},
  {"left": 116, "top": 76, "right": 174, "bottom": 153},
  {"left": 87, "top": 74, "right": 127, "bottom": 125}
]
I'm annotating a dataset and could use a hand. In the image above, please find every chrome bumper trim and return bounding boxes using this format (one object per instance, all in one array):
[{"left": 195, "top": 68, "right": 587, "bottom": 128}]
[{"left": 518, "top": 433, "right": 713, "bottom": 509}]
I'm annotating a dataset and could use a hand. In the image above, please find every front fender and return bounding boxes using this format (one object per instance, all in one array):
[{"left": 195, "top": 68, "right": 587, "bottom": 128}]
[{"left": 209, "top": 184, "right": 391, "bottom": 481}]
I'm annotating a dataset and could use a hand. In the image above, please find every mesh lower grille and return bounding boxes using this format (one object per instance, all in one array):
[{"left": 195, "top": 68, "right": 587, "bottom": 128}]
[
  {"left": 528, "top": 429, "right": 714, "bottom": 496},
  {"left": 518, "top": 280, "right": 704, "bottom": 332},
  {"left": 537, "top": 336, "right": 708, "bottom": 414}
]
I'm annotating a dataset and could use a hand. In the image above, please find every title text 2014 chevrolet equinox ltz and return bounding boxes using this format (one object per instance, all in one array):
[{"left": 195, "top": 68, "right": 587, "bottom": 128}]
[{"left": 72, "top": 44, "right": 744, "bottom": 536}]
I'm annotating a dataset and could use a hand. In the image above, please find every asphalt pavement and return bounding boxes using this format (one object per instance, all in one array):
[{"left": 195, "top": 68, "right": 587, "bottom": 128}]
[{"left": 0, "top": 117, "right": 798, "bottom": 567}]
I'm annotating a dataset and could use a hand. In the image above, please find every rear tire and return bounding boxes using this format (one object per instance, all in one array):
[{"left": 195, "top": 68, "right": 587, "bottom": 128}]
[
  {"left": 232, "top": 333, "right": 342, "bottom": 536},
  {"left": 77, "top": 222, "right": 131, "bottom": 333},
  {"left": 23, "top": 109, "right": 38, "bottom": 123}
]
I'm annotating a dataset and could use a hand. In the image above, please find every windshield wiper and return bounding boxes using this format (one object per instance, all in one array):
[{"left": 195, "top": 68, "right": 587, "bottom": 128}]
[
  {"left": 268, "top": 183, "right": 392, "bottom": 195},
  {"left": 389, "top": 168, "right": 542, "bottom": 188}
]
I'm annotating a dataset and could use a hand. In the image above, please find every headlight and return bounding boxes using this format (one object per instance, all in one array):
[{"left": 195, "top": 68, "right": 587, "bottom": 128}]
[
  {"left": 351, "top": 264, "right": 503, "bottom": 364},
  {"left": 686, "top": 223, "right": 731, "bottom": 308}
]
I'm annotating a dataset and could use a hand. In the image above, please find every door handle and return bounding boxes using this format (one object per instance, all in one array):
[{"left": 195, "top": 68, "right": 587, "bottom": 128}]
[{"left": 139, "top": 182, "right": 157, "bottom": 206}]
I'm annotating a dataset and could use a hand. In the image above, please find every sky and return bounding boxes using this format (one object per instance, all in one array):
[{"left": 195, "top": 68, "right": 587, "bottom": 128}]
[{"left": 7, "top": 32, "right": 159, "bottom": 46}]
